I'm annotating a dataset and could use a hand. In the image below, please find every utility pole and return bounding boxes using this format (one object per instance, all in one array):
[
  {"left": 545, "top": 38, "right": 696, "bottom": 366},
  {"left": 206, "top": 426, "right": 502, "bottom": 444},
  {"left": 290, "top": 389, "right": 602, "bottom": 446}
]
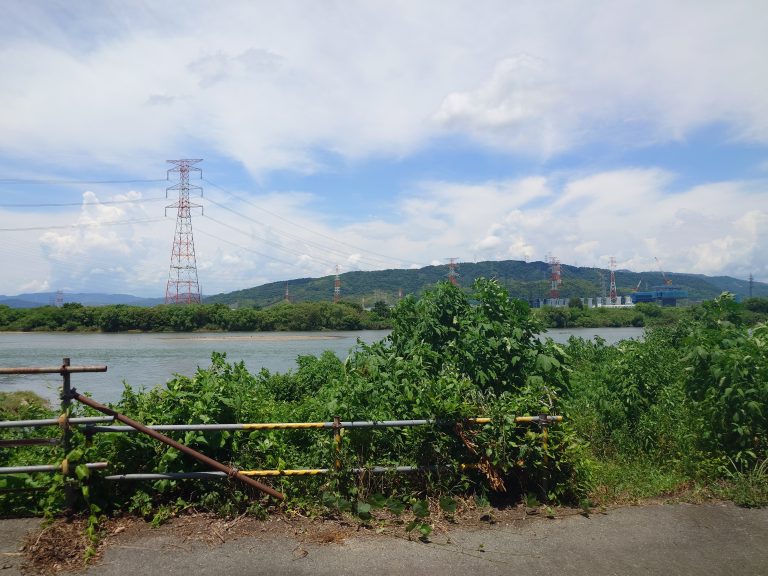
[
  {"left": 446, "top": 258, "right": 459, "bottom": 286},
  {"left": 164, "top": 159, "right": 203, "bottom": 304},
  {"left": 333, "top": 265, "right": 341, "bottom": 303},
  {"left": 548, "top": 255, "right": 561, "bottom": 299},
  {"left": 609, "top": 257, "right": 617, "bottom": 304}
]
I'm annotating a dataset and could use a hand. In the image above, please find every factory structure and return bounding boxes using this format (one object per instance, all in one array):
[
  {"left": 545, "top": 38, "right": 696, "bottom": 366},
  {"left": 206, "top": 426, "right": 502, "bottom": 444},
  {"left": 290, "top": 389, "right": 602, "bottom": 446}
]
[{"left": 531, "top": 255, "right": 689, "bottom": 308}]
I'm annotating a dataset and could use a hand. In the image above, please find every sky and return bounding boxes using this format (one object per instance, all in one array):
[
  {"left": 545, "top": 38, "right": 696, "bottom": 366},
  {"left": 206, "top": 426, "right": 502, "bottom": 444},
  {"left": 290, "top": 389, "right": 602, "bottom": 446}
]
[{"left": 0, "top": 0, "right": 766, "bottom": 298}]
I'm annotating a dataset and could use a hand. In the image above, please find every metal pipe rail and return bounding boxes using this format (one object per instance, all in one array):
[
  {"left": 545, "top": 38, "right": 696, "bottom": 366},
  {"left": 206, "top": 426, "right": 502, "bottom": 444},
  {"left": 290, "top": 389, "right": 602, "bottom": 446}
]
[
  {"left": 86, "top": 415, "right": 562, "bottom": 433},
  {"left": 0, "top": 365, "right": 107, "bottom": 375},
  {"left": 0, "top": 358, "right": 108, "bottom": 512},
  {"left": 0, "top": 416, "right": 114, "bottom": 429},
  {"left": 69, "top": 388, "right": 285, "bottom": 501},
  {"left": 0, "top": 462, "right": 108, "bottom": 475},
  {"left": 105, "top": 464, "right": 480, "bottom": 481}
]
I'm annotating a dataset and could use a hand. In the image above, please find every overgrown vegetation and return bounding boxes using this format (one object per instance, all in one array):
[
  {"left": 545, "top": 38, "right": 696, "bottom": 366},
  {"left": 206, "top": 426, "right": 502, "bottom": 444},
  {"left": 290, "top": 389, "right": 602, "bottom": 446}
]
[
  {"left": 3, "top": 292, "right": 767, "bottom": 333},
  {"left": 535, "top": 301, "right": 688, "bottom": 328},
  {"left": 562, "top": 292, "right": 767, "bottom": 506},
  {"left": 1, "top": 284, "right": 766, "bottom": 531}
]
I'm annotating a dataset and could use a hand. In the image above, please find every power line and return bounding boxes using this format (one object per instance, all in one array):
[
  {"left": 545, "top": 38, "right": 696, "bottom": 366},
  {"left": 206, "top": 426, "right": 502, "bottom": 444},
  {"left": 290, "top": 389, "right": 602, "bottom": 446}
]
[
  {"left": 0, "top": 217, "right": 165, "bottom": 232},
  {"left": 203, "top": 178, "right": 401, "bottom": 265},
  {"left": 202, "top": 214, "right": 339, "bottom": 269},
  {"left": 204, "top": 197, "right": 372, "bottom": 267},
  {"left": 0, "top": 178, "right": 167, "bottom": 185},
  {"left": 0, "top": 197, "right": 167, "bottom": 208},
  {"left": 203, "top": 178, "right": 407, "bottom": 268},
  {"left": 195, "top": 228, "right": 305, "bottom": 269}
]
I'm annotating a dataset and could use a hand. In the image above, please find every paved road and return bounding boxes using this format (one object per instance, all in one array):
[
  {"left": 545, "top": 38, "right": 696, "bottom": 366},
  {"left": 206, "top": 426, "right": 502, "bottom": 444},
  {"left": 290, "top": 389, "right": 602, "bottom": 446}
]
[{"left": 3, "top": 503, "right": 767, "bottom": 575}]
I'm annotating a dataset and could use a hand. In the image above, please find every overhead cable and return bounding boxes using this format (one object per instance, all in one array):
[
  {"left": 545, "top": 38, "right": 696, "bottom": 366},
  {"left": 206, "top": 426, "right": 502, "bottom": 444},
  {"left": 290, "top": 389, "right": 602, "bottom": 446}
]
[
  {"left": 0, "top": 178, "right": 167, "bottom": 185},
  {"left": 201, "top": 214, "right": 339, "bottom": 269},
  {"left": 204, "top": 196, "right": 382, "bottom": 268},
  {"left": 203, "top": 178, "right": 406, "bottom": 267},
  {"left": 0, "top": 217, "right": 165, "bottom": 232},
  {"left": 0, "top": 197, "right": 168, "bottom": 208}
]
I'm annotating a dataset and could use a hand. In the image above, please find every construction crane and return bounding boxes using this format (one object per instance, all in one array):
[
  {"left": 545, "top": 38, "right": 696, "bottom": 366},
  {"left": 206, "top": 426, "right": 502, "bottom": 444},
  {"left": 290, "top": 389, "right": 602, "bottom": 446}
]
[{"left": 654, "top": 257, "right": 673, "bottom": 286}]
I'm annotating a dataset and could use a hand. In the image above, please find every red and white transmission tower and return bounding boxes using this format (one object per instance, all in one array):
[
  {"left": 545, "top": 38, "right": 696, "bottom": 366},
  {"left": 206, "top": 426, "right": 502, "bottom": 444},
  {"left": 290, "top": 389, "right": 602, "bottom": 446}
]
[
  {"left": 164, "top": 159, "right": 203, "bottom": 304},
  {"left": 609, "top": 257, "right": 618, "bottom": 304},
  {"left": 333, "top": 265, "right": 341, "bottom": 303},
  {"left": 548, "top": 255, "right": 562, "bottom": 299},
  {"left": 446, "top": 258, "right": 459, "bottom": 286}
]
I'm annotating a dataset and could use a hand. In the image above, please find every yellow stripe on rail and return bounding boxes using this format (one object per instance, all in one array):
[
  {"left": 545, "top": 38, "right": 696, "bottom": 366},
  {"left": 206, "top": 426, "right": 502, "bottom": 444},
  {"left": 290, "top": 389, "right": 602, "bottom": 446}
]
[
  {"left": 240, "top": 468, "right": 329, "bottom": 476},
  {"left": 242, "top": 422, "right": 326, "bottom": 429}
]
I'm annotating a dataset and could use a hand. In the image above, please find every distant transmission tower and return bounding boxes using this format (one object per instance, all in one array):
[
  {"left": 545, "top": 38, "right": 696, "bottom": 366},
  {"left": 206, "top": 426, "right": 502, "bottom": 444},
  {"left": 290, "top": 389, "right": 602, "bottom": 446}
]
[
  {"left": 333, "top": 265, "right": 341, "bottom": 303},
  {"left": 548, "top": 255, "right": 561, "bottom": 299},
  {"left": 609, "top": 257, "right": 618, "bottom": 304},
  {"left": 749, "top": 273, "right": 754, "bottom": 298},
  {"left": 446, "top": 258, "right": 459, "bottom": 286},
  {"left": 164, "top": 159, "right": 203, "bottom": 304}
]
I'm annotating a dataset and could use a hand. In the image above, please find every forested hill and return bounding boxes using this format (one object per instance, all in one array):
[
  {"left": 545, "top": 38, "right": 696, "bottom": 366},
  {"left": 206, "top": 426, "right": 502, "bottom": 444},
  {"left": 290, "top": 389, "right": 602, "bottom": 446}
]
[{"left": 206, "top": 259, "right": 767, "bottom": 308}]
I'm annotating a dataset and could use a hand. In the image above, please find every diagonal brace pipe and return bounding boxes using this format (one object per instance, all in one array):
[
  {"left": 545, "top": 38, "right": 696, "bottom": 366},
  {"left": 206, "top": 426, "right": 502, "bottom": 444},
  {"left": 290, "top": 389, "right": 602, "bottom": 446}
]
[{"left": 68, "top": 388, "right": 284, "bottom": 501}]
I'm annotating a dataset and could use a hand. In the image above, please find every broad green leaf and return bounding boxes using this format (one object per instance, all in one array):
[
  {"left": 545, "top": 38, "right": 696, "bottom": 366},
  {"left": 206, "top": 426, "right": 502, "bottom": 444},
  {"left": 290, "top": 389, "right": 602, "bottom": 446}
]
[{"left": 413, "top": 499, "right": 429, "bottom": 518}]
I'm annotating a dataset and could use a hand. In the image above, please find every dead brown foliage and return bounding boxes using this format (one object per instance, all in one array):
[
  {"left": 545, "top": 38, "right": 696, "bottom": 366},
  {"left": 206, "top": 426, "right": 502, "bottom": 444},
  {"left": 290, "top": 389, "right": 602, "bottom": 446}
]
[{"left": 22, "top": 518, "right": 95, "bottom": 575}]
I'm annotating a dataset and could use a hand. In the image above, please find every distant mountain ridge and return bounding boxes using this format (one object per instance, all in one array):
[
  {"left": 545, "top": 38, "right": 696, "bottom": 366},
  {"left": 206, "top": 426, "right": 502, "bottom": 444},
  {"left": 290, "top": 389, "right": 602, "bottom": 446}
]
[
  {"left": 206, "top": 260, "right": 767, "bottom": 308},
  {"left": 2, "top": 260, "right": 763, "bottom": 309},
  {"left": 0, "top": 292, "right": 163, "bottom": 308}
]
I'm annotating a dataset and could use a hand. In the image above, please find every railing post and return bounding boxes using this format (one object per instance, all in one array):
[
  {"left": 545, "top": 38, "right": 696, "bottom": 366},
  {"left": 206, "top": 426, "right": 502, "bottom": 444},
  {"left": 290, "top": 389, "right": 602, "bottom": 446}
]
[
  {"left": 60, "top": 357, "right": 76, "bottom": 513},
  {"left": 333, "top": 416, "right": 342, "bottom": 471},
  {"left": 539, "top": 414, "right": 550, "bottom": 504}
]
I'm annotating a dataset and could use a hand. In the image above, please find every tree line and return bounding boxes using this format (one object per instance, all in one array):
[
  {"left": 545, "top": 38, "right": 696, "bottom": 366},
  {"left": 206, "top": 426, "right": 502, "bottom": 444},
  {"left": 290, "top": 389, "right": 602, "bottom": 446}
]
[
  {"left": 0, "top": 300, "right": 392, "bottom": 332},
  {"left": 1, "top": 296, "right": 766, "bottom": 333}
]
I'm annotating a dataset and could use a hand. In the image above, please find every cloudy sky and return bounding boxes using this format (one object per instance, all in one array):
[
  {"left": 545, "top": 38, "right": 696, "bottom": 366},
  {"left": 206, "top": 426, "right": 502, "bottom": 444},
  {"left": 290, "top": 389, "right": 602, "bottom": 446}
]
[{"left": 0, "top": 0, "right": 766, "bottom": 298}]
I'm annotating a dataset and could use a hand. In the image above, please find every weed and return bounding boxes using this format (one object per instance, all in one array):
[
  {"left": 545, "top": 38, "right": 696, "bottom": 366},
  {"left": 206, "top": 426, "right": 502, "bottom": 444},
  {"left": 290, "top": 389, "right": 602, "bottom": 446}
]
[{"left": 721, "top": 459, "right": 768, "bottom": 508}]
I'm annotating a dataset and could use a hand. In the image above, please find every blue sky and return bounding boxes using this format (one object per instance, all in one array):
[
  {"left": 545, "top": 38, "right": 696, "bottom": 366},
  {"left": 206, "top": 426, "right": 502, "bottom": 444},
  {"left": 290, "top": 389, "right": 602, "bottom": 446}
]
[{"left": 0, "top": 1, "right": 766, "bottom": 297}]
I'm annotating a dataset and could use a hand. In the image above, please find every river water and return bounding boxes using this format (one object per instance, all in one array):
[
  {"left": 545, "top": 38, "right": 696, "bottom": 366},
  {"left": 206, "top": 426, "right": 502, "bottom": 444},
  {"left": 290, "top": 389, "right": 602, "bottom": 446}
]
[{"left": 0, "top": 327, "right": 643, "bottom": 405}]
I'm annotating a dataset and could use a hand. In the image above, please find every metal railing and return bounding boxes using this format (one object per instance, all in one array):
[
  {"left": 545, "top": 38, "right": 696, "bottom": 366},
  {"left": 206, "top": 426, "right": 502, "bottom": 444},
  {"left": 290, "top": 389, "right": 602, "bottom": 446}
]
[
  {"left": 93, "top": 415, "right": 562, "bottom": 480},
  {"left": 2, "top": 358, "right": 563, "bottom": 505},
  {"left": 0, "top": 359, "right": 108, "bottom": 478}
]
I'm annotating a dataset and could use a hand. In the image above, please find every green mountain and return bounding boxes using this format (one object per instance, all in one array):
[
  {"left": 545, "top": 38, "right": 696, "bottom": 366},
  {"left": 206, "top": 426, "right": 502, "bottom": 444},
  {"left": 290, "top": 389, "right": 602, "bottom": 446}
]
[{"left": 205, "top": 260, "right": 767, "bottom": 308}]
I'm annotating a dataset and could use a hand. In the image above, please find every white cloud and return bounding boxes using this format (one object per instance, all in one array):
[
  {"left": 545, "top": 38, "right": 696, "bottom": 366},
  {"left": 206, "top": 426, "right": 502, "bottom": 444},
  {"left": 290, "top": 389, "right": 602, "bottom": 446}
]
[
  {"left": 1, "top": 2, "right": 766, "bottom": 174},
  {"left": 18, "top": 279, "right": 50, "bottom": 294},
  {"left": 1, "top": 169, "right": 765, "bottom": 297},
  {"left": 434, "top": 55, "right": 570, "bottom": 155},
  {"left": 475, "top": 235, "right": 502, "bottom": 251},
  {"left": 364, "top": 170, "right": 768, "bottom": 282},
  {"left": 0, "top": 2, "right": 766, "bottom": 294}
]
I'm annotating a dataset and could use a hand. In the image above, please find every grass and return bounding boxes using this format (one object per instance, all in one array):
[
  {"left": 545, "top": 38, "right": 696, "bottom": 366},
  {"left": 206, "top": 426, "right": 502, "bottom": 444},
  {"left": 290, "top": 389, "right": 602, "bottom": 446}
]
[
  {"left": 588, "top": 458, "right": 698, "bottom": 505},
  {"left": 0, "top": 391, "right": 50, "bottom": 416},
  {"left": 717, "top": 459, "right": 768, "bottom": 508}
]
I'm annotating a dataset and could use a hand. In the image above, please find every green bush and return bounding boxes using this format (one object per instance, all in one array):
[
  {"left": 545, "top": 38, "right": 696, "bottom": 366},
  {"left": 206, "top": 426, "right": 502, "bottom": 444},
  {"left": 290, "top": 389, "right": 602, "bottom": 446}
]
[
  {"left": 682, "top": 295, "right": 768, "bottom": 468},
  {"left": 9, "top": 287, "right": 767, "bottom": 519},
  {"left": 2, "top": 279, "right": 586, "bottom": 517}
]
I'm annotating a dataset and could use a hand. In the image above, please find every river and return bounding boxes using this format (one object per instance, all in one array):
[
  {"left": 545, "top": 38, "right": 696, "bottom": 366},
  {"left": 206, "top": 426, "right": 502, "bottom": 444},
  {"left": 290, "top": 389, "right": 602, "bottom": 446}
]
[{"left": 0, "top": 327, "right": 643, "bottom": 405}]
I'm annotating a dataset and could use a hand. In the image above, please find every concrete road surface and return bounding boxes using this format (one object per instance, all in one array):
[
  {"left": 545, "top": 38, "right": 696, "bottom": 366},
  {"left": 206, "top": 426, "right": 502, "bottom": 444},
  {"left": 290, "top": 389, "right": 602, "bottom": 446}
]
[{"left": 2, "top": 503, "right": 767, "bottom": 575}]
